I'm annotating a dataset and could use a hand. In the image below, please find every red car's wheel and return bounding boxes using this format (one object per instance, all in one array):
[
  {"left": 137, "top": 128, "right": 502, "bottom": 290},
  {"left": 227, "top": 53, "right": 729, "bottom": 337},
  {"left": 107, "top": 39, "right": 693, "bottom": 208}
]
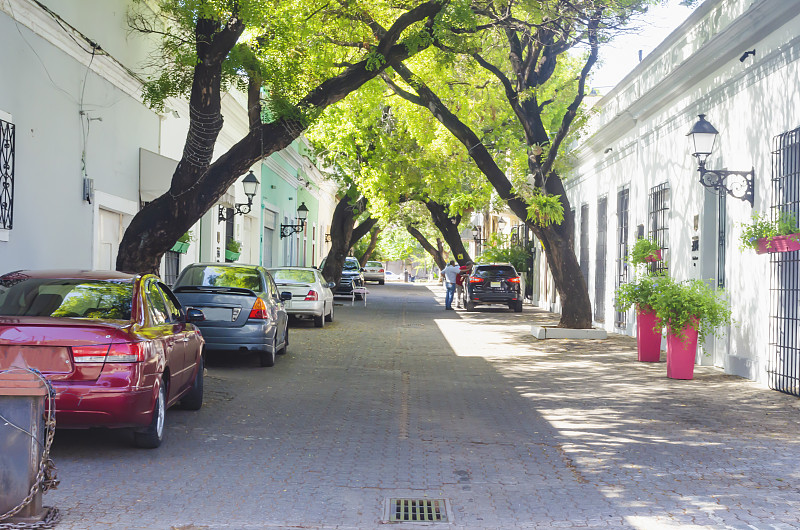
[{"left": 134, "top": 381, "right": 166, "bottom": 449}]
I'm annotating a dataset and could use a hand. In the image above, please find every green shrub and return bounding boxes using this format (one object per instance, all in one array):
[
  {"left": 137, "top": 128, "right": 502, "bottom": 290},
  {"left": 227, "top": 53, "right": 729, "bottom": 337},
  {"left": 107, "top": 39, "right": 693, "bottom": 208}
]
[
  {"left": 226, "top": 239, "right": 242, "bottom": 253},
  {"left": 650, "top": 279, "right": 731, "bottom": 347},
  {"left": 628, "top": 237, "right": 661, "bottom": 265}
]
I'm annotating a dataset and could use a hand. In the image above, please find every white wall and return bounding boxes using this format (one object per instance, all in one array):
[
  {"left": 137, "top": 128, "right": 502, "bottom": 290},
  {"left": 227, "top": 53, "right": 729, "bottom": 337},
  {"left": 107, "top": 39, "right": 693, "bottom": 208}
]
[
  {"left": 564, "top": 0, "right": 800, "bottom": 384},
  {"left": 0, "top": 0, "right": 159, "bottom": 272}
]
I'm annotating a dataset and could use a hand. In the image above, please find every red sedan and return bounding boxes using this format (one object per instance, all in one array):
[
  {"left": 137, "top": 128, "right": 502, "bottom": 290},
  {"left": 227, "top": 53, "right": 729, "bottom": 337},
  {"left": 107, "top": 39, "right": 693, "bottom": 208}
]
[{"left": 0, "top": 270, "right": 205, "bottom": 448}]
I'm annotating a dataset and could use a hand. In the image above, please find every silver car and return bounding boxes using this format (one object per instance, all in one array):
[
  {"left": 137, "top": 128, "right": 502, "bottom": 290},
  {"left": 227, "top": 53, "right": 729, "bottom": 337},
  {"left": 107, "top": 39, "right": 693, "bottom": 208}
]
[
  {"left": 363, "top": 261, "right": 385, "bottom": 284},
  {"left": 172, "top": 263, "right": 291, "bottom": 367},
  {"left": 268, "top": 267, "right": 335, "bottom": 327}
]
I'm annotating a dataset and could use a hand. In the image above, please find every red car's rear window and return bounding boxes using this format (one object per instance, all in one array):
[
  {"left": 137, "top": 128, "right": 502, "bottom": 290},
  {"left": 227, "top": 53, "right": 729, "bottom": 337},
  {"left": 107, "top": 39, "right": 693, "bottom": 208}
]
[{"left": 0, "top": 277, "right": 133, "bottom": 320}]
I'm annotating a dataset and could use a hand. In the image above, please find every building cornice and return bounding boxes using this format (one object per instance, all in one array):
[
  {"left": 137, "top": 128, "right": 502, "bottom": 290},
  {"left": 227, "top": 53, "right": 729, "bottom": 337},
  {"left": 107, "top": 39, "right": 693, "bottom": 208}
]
[{"left": 584, "top": 0, "right": 800, "bottom": 152}]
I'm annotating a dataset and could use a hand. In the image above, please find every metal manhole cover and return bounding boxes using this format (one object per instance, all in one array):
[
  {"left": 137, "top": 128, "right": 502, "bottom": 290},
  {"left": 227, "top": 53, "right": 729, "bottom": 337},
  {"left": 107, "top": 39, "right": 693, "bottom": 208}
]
[{"left": 385, "top": 498, "right": 450, "bottom": 523}]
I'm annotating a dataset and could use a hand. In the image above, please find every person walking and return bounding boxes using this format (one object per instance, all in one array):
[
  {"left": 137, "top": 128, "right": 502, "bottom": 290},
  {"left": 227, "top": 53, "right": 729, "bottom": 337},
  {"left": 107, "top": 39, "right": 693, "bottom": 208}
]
[
  {"left": 454, "top": 261, "right": 472, "bottom": 309},
  {"left": 442, "top": 260, "right": 461, "bottom": 310}
]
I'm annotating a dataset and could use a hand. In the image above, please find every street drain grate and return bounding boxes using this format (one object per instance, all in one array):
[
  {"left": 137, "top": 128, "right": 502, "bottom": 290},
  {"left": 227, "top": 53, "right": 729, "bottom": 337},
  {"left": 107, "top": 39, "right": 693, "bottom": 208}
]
[{"left": 386, "top": 498, "right": 449, "bottom": 523}]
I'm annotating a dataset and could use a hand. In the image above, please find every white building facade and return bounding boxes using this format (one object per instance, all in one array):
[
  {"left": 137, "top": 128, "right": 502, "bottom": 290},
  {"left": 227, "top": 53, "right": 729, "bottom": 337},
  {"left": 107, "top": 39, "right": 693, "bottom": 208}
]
[
  {"left": 0, "top": 0, "right": 336, "bottom": 283},
  {"left": 564, "top": 0, "right": 800, "bottom": 389}
]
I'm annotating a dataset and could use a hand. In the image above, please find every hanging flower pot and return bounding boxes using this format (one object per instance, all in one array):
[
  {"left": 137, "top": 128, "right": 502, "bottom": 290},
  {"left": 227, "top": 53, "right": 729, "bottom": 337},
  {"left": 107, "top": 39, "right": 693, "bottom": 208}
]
[
  {"left": 666, "top": 319, "right": 699, "bottom": 380},
  {"left": 170, "top": 241, "right": 190, "bottom": 254},
  {"left": 755, "top": 234, "right": 800, "bottom": 255},
  {"left": 636, "top": 305, "right": 662, "bottom": 362},
  {"left": 225, "top": 250, "right": 241, "bottom": 261},
  {"left": 644, "top": 249, "right": 662, "bottom": 262}
]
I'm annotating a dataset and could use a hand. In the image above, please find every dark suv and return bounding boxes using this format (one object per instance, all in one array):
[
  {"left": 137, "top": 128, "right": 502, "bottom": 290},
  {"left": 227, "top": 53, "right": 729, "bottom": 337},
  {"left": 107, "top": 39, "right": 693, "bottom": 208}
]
[
  {"left": 465, "top": 263, "right": 523, "bottom": 312},
  {"left": 319, "top": 257, "right": 366, "bottom": 299}
]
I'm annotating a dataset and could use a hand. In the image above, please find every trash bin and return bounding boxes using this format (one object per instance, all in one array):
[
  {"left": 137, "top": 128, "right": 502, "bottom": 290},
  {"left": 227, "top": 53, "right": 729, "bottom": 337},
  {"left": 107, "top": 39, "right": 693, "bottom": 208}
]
[{"left": 0, "top": 370, "right": 49, "bottom": 522}]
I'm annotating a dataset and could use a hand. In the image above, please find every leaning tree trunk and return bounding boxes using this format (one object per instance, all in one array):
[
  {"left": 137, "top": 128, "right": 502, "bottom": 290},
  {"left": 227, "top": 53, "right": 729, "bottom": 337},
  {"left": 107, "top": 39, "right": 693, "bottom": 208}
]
[
  {"left": 358, "top": 227, "right": 382, "bottom": 267},
  {"left": 116, "top": 2, "right": 444, "bottom": 274},
  {"left": 406, "top": 225, "right": 447, "bottom": 270},
  {"left": 387, "top": 63, "right": 592, "bottom": 328},
  {"left": 425, "top": 200, "right": 471, "bottom": 265},
  {"left": 320, "top": 192, "right": 378, "bottom": 285}
]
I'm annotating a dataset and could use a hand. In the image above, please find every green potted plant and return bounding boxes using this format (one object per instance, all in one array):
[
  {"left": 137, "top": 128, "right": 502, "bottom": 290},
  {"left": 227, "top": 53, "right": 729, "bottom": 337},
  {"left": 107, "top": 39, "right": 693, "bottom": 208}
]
[
  {"left": 170, "top": 231, "right": 194, "bottom": 254},
  {"left": 629, "top": 237, "right": 662, "bottom": 264},
  {"left": 740, "top": 211, "right": 800, "bottom": 254},
  {"left": 649, "top": 279, "right": 732, "bottom": 380},
  {"left": 225, "top": 239, "right": 242, "bottom": 261},
  {"left": 615, "top": 274, "right": 672, "bottom": 362}
]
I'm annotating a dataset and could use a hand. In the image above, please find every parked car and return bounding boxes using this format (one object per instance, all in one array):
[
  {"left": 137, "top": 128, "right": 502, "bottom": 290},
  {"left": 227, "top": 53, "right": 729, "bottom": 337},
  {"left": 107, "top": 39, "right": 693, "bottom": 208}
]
[
  {"left": 465, "top": 263, "right": 523, "bottom": 312},
  {"left": 384, "top": 271, "right": 400, "bottom": 281},
  {"left": 320, "top": 257, "right": 366, "bottom": 299},
  {"left": 172, "top": 263, "right": 291, "bottom": 367},
  {"left": 268, "top": 267, "right": 335, "bottom": 327},
  {"left": 0, "top": 270, "right": 205, "bottom": 448},
  {"left": 363, "top": 261, "right": 385, "bottom": 285}
]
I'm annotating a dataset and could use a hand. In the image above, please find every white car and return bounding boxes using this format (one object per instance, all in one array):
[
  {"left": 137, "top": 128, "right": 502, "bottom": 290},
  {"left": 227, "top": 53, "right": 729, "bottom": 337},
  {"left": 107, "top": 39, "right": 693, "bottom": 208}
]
[
  {"left": 363, "top": 261, "right": 385, "bottom": 284},
  {"left": 268, "top": 267, "right": 335, "bottom": 327}
]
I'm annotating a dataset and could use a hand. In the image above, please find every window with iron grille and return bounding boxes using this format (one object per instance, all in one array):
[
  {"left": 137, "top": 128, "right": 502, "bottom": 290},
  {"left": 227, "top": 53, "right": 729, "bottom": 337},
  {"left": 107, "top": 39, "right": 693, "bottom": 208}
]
[
  {"left": 0, "top": 118, "right": 15, "bottom": 230},
  {"left": 595, "top": 196, "right": 608, "bottom": 323},
  {"left": 769, "top": 125, "right": 800, "bottom": 397},
  {"left": 648, "top": 182, "right": 670, "bottom": 275},
  {"left": 614, "top": 187, "right": 629, "bottom": 329},
  {"left": 579, "top": 203, "right": 590, "bottom": 288},
  {"left": 163, "top": 251, "right": 180, "bottom": 286}
]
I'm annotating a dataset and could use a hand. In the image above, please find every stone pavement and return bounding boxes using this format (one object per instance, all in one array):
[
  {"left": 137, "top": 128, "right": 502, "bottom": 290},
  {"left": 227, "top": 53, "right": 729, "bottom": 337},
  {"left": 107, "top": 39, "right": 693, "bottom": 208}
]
[{"left": 45, "top": 282, "right": 800, "bottom": 529}]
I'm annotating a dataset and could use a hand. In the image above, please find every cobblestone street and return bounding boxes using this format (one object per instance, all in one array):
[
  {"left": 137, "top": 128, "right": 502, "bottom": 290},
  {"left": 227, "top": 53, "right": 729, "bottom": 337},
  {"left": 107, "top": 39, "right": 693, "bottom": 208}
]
[{"left": 46, "top": 282, "right": 800, "bottom": 529}]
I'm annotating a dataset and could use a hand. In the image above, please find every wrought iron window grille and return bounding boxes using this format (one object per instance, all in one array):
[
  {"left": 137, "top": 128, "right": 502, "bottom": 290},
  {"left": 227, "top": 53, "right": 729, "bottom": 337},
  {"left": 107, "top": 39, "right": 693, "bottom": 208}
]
[{"left": 0, "top": 118, "right": 15, "bottom": 230}]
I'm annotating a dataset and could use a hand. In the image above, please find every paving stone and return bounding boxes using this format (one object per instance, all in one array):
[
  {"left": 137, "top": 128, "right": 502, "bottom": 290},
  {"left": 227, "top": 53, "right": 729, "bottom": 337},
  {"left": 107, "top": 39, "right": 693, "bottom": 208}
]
[{"left": 41, "top": 283, "right": 800, "bottom": 529}]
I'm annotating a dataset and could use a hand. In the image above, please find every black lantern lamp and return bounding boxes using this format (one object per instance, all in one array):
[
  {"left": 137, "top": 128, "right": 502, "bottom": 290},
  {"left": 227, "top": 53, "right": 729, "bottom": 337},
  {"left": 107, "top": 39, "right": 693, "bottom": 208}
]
[
  {"left": 687, "top": 114, "right": 754, "bottom": 206},
  {"left": 280, "top": 202, "right": 309, "bottom": 238},
  {"left": 472, "top": 225, "right": 486, "bottom": 242},
  {"left": 218, "top": 170, "right": 260, "bottom": 222}
]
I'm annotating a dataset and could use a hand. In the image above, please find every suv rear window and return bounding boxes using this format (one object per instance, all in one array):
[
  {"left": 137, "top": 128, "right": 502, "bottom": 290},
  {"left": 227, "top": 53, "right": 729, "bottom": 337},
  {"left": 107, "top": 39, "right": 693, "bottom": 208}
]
[
  {"left": 473, "top": 265, "right": 517, "bottom": 279},
  {"left": 343, "top": 259, "right": 360, "bottom": 271},
  {"left": 366, "top": 261, "right": 382, "bottom": 268},
  {"left": 174, "top": 266, "right": 263, "bottom": 292}
]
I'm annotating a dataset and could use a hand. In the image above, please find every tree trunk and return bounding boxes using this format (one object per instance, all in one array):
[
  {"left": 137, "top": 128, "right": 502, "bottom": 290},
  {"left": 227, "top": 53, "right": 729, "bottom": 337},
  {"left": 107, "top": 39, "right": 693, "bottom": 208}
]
[
  {"left": 358, "top": 227, "right": 381, "bottom": 267},
  {"left": 425, "top": 200, "right": 471, "bottom": 265},
  {"left": 116, "top": 2, "right": 444, "bottom": 274},
  {"left": 319, "top": 193, "right": 378, "bottom": 284},
  {"left": 406, "top": 225, "right": 447, "bottom": 270},
  {"left": 388, "top": 64, "right": 591, "bottom": 328}
]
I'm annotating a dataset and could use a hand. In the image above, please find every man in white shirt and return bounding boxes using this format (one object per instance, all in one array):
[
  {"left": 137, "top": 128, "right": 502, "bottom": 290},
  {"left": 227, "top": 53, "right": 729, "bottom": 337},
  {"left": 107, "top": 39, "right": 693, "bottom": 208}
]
[{"left": 442, "top": 260, "right": 461, "bottom": 310}]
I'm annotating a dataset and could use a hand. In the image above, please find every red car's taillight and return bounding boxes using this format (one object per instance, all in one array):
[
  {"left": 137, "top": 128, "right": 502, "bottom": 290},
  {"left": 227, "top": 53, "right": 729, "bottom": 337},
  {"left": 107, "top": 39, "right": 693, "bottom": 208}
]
[
  {"left": 72, "top": 344, "right": 110, "bottom": 363},
  {"left": 73, "top": 343, "right": 145, "bottom": 363},
  {"left": 105, "top": 342, "right": 146, "bottom": 363},
  {"left": 249, "top": 298, "right": 269, "bottom": 319},
  {"left": 379, "top": 269, "right": 384, "bottom": 273},
  {"left": 304, "top": 290, "right": 319, "bottom": 301},
  {"left": 507, "top": 277, "right": 521, "bottom": 283}
]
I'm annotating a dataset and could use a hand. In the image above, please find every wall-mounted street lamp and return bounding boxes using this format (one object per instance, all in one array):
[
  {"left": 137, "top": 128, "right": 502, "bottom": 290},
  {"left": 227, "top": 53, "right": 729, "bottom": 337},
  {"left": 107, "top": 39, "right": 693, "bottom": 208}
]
[
  {"left": 687, "top": 114, "right": 754, "bottom": 206},
  {"left": 325, "top": 233, "right": 332, "bottom": 243},
  {"left": 471, "top": 225, "right": 486, "bottom": 243},
  {"left": 280, "top": 202, "right": 309, "bottom": 238},
  {"left": 497, "top": 216, "right": 506, "bottom": 231},
  {"left": 218, "top": 170, "right": 260, "bottom": 222}
]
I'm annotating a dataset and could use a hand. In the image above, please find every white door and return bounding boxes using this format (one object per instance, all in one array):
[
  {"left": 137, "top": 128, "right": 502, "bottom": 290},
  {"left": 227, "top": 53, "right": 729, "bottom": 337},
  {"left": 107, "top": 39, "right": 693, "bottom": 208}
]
[{"left": 98, "top": 209, "right": 123, "bottom": 270}]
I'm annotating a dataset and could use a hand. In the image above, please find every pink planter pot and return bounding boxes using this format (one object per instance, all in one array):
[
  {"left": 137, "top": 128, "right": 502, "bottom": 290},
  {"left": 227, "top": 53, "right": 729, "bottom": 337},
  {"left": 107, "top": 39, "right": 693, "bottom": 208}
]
[
  {"left": 756, "top": 234, "right": 800, "bottom": 254},
  {"left": 666, "top": 321, "right": 699, "bottom": 380},
  {"left": 636, "top": 306, "right": 662, "bottom": 362}
]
